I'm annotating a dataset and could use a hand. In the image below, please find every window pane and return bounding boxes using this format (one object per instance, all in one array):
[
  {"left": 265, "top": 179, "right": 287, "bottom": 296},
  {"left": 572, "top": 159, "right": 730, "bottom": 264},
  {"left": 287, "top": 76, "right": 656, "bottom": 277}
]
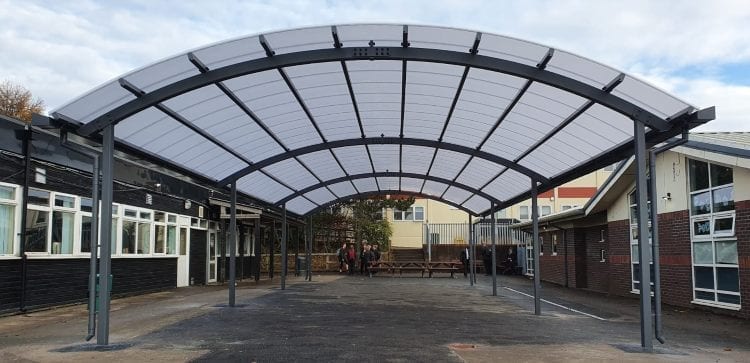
[
  {"left": 692, "top": 219, "right": 711, "bottom": 237},
  {"left": 692, "top": 241, "right": 713, "bottom": 264},
  {"left": 694, "top": 266, "right": 715, "bottom": 289},
  {"left": 404, "top": 209, "right": 414, "bottom": 220},
  {"left": 690, "top": 191, "right": 711, "bottom": 215},
  {"left": 631, "top": 245, "right": 639, "bottom": 262},
  {"left": 541, "top": 206, "right": 551, "bottom": 216},
  {"left": 715, "top": 241, "right": 738, "bottom": 264},
  {"left": 712, "top": 186, "right": 734, "bottom": 212},
  {"left": 0, "top": 185, "right": 15, "bottom": 200},
  {"left": 124, "top": 209, "right": 137, "bottom": 218},
  {"left": 54, "top": 195, "right": 75, "bottom": 208},
  {"left": 689, "top": 159, "right": 709, "bottom": 191},
  {"left": 122, "top": 220, "right": 136, "bottom": 254},
  {"left": 710, "top": 163, "right": 733, "bottom": 186},
  {"left": 138, "top": 222, "right": 151, "bottom": 254},
  {"left": 81, "top": 215, "right": 92, "bottom": 253},
  {"left": 716, "top": 267, "right": 739, "bottom": 292},
  {"left": 28, "top": 189, "right": 50, "bottom": 206},
  {"left": 630, "top": 206, "right": 637, "bottom": 223},
  {"left": 80, "top": 198, "right": 93, "bottom": 213},
  {"left": 180, "top": 228, "right": 188, "bottom": 255},
  {"left": 167, "top": 215, "right": 177, "bottom": 223},
  {"left": 414, "top": 207, "right": 424, "bottom": 221},
  {"left": 25, "top": 210, "right": 48, "bottom": 252},
  {"left": 695, "top": 290, "right": 715, "bottom": 302},
  {"left": 519, "top": 206, "right": 529, "bottom": 220},
  {"left": 561, "top": 205, "right": 571, "bottom": 211},
  {"left": 393, "top": 210, "right": 402, "bottom": 221},
  {"left": 112, "top": 205, "right": 119, "bottom": 215},
  {"left": 51, "top": 211, "right": 74, "bottom": 254},
  {"left": 0, "top": 204, "right": 14, "bottom": 254},
  {"left": 111, "top": 217, "right": 118, "bottom": 252},
  {"left": 155, "top": 225, "right": 165, "bottom": 253},
  {"left": 154, "top": 212, "right": 166, "bottom": 223},
  {"left": 167, "top": 226, "right": 176, "bottom": 254},
  {"left": 629, "top": 192, "right": 636, "bottom": 205},
  {"left": 717, "top": 293, "right": 740, "bottom": 305},
  {"left": 140, "top": 212, "right": 151, "bottom": 220},
  {"left": 631, "top": 226, "right": 639, "bottom": 241},
  {"left": 713, "top": 216, "right": 734, "bottom": 235}
]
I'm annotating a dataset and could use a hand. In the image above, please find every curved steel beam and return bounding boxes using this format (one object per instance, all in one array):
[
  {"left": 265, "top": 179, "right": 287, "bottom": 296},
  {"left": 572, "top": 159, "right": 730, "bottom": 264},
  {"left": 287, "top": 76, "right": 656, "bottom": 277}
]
[
  {"left": 218, "top": 137, "right": 548, "bottom": 185},
  {"left": 301, "top": 190, "right": 479, "bottom": 217},
  {"left": 75, "top": 46, "right": 670, "bottom": 137},
  {"left": 276, "top": 171, "right": 500, "bottom": 206}
]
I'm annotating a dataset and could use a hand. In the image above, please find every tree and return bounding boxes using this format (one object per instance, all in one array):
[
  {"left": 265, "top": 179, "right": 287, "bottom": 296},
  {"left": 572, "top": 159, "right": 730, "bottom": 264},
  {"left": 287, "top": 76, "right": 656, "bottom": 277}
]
[{"left": 0, "top": 80, "right": 45, "bottom": 123}]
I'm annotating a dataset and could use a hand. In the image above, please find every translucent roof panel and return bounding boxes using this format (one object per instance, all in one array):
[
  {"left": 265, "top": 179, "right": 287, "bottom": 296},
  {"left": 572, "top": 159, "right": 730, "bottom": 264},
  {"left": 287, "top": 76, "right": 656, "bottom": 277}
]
[
  {"left": 328, "top": 180, "right": 358, "bottom": 197},
  {"left": 402, "top": 62, "right": 465, "bottom": 139},
  {"left": 346, "top": 60, "right": 402, "bottom": 137},
  {"left": 442, "top": 69, "right": 527, "bottom": 149},
  {"left": 114, "top": 108, "right": 245, "bottom": 181},
  {"left": 49, "top": 24, "right": 707, "bottom": 217},
  {"left": 369, "top": 144, "right": 400, "bottom": 173},
  {"left": 297, "top": 150, "right": 347, "bottom": 180},
  {"left": 333, "top": 146, "right": 373, "bottom": 175},
  {"left": 455, "top": 157, "right": 502, "bottom": 190},
  {"left": 481, "top": 83, "right": 588, "bottom": 160},
  {"left": 223, "top": 70, "right": 323, "bottom": 150},
  {"left": 283, "top": 62, "right": 362, "bottom": 141},
  {"left": 304, "top": 187, "right": 337, "bottom": 205},
  {"left": 429, "top": 149, "right": 470, "bottom": 180},
  {"left": 377, "top": 177, "right": 399, "bottom": 190},
  {"left": 236, "top": 171, "right": 293, "bottom": 204},
  {"left": 482, "top": 169, "right": 531, "bottom": 202},
  {"left": 400, "top": 177, "right": 425, "bottom": 193},
  {"left": 400, "top": 145, "right": 435, "bottom": 175},
  {"left": 352, "top": 178, "right": 379, "bottom": 193},
  {"left": 286, "top": 195, "right": 318, "bottom": 215},
  {"left": 262, "top": 158, "right": 319, "bottom": 190},
  {"left": 421, "top": 180, "right": 449, "bottom": 196}
]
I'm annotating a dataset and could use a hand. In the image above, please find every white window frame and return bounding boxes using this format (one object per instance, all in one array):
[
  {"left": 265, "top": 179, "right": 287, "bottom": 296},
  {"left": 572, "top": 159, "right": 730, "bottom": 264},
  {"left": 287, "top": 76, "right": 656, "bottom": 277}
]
[
  {"left": 519, "top": 206, "right": 530, "bottom": 220},
  {"left": 120, "top": 206, "right": 154, "bottom": 256},
  {"left": 0, "top": 182, "right": 21, "bottom": 258},
  {"left": 688, "top": 159, "right": 740, "bottom": 309},
  {"left": 393, "top": 206, "right": 424, "bottom": 222},
  {"left": 628, "top": 189, "right": 652, "bottom": 294},
  {"left": 551, "top": 234, "right": 558, "bottom": 256}
]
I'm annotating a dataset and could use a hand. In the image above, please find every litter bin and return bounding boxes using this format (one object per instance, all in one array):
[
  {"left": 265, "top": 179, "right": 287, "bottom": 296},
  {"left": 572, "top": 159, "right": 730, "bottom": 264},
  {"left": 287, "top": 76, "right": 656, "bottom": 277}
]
[
  {"left": 296, "top": 256, "right": 307, "bottom": 276},
  {"left": 92, "top": 273, "right": 113, "bottom": 312}
]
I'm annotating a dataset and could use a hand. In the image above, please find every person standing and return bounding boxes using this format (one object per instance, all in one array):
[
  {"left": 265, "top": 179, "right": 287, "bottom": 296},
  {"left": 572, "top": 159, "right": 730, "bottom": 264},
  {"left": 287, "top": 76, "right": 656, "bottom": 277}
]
[
  {"left": 481, "top": 241, "right": 493, "bottom": 276},
  {"left": 346, "top": 244, "right": 357, "bottom": 275},
  {"left": 460, "top": 245, "right": 470, "bottom": 277},
  {"left": 337, "top": 242, "right": 347, "bottom": 273},
  {"left": 359, "top": 241, "right": 370, "bottom": 275}
]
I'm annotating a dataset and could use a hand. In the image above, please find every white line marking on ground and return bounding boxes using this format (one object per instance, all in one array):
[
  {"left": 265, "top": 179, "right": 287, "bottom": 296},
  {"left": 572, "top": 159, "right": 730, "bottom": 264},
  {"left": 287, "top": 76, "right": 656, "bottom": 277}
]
[{"left": 503, "top": 287, "right": 607, "bottom": 321}]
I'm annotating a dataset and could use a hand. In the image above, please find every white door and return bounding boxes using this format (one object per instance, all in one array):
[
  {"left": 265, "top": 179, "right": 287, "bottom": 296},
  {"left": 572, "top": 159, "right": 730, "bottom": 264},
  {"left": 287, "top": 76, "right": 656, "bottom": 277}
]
[
  {"left": 177, "top": 226, "right": 189, "bottom": 287},
  {"left": 208, "top": 229, "right": 218, "bottom": 283}
]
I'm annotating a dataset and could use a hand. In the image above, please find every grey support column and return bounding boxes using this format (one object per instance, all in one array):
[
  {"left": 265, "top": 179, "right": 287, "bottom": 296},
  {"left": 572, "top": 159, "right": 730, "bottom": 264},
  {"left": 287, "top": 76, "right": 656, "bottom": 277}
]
[
  {"left": 281, "top": 204, "right": 287, "bottom": 290},
  {"left": 254, "top": 218, "right": 261, "bottom": 282},
  {"left": 307, "top": 216, "right": 312, "bottom": 281},
  {"left": 649, "top": 149, "right": 665, "bottom": 344},
  {"left": 531, "top": 180, "right": 541, "bottom": 316},
  {"left": 469, "top": 214, "right": 476, "bottom": 286},
  {"left": 491, "top": 203, "right": 497, "bottom": 296},
  {"left": 96, "top": 125, "right": 114, "bottom": 346},
  {"left": 86, "top": 155, "right": 100, "bottom": 341},
  {"left": 229, "top": 182, "right": 237, "bottom": 307},
  {"left": 634, "top": 120, "right": 653, "bottom": 351}
]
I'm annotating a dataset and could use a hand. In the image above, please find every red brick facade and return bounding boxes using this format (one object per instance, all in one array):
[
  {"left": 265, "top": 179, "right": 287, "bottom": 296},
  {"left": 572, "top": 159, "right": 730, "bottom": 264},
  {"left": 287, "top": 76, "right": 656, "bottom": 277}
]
[{"left": 536, "top": 201, "right": 750, "bottom": 319}]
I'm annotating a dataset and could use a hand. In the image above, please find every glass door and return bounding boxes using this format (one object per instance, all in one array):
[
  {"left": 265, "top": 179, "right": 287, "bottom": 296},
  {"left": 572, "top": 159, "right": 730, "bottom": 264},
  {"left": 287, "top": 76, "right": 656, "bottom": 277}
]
[{"left": 208, "top": 228, "right": 218, "bottom": 283}]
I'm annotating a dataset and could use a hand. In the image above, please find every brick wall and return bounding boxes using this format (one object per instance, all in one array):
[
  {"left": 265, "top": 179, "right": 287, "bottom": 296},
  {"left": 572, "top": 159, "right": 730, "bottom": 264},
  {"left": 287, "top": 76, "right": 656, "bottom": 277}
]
[
  {"left": 584, "top": 225, "right": 609, "bottom": 293},
  {"left": 734, "top": 200, "right": 749, "bottom": 319},
  {"left": 655, "top": 210, "right": 693, "bottom": 308},
  {"left": 607, "top": 219, "right": 632, "bottom": 297},
  {"left": 538, "top": 230, "right": 567, "bottom": 286}
]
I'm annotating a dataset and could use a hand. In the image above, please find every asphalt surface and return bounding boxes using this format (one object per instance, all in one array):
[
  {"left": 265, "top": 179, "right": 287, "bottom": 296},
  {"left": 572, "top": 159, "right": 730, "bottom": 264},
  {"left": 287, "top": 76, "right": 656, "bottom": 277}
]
[{"left": 1, "top": 273, "right": 750, "bottom": 362}]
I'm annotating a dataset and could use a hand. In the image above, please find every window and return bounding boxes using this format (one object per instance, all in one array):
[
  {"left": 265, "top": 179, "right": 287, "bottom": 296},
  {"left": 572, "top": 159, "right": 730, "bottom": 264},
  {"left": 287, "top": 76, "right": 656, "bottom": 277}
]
[
  {"left": 243, "top": 226, "right": 254, "bottom": 256},
  {"left": 393, "top": 206, "right": 424, "bottom": 221},
  {"left": 539, "top": 236, "right": 544, "bottom": 255},
  {"left": 551, "top": 234, "right": 558, "bottom": 256},
  {"left": 689, "top": 159, "right": 739, "bottom": 308},
  {"left": 0, "top": 183, "right": 20, "bottom": 256},
  {"left": 25, "top": 189, "right": 50, "bottom": 253},
  {"left": 541, "top": 206, "right": 552, "bottom": 216},
  {"left": 628, "top": 190, "right": 652, "bottom": 293},
  {"left": 519, "top": 206, "right": 529, "bottom": 220},
  {"left": 122, "top": 207, "right": 152, "bottom": 254},
  {"left": 561, "top": 205, "right": 572, "bottom": 211},
  {"left": 154, "top": 212, "right": 176, "bottom": 254}
]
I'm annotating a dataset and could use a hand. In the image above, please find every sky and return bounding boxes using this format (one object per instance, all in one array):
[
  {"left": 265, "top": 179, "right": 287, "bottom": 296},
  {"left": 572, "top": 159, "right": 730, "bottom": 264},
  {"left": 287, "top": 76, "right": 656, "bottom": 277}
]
[{"left": 0, "top": 0, "right": 748, "bottom": 132}]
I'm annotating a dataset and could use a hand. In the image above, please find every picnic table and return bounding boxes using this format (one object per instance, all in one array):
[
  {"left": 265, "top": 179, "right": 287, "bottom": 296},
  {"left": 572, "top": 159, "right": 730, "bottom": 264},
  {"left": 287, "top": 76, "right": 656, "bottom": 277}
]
[{"left": 369, "top": 260, "right": 462, "bottom": 278}]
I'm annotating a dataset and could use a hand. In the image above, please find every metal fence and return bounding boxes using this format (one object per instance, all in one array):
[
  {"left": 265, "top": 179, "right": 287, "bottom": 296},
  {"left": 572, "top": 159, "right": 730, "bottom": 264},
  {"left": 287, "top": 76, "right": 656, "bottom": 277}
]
[{"left": 423, "top": 222, "right": 535, "bottom": 275}]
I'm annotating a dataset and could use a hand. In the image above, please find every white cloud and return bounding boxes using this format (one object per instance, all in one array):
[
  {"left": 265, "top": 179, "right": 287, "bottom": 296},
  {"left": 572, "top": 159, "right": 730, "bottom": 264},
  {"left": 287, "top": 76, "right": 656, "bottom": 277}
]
[{"left": 0, "top": 0, "right": 748, "bottom": 131}]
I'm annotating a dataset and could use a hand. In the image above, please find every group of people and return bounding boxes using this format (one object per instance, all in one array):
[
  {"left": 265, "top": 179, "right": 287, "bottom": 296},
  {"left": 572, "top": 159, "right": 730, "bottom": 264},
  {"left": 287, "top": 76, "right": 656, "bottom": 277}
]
[
  {"left": 338, "top": 240, "right": 381, "bottom": 277},
  {"left": 459, "top": 242, "right": 515, "bottom": 277}
]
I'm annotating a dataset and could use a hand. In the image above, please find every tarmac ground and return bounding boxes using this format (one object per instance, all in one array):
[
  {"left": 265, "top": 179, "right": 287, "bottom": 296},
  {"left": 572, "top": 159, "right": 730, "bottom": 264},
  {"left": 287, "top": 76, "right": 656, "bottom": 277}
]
[{"left": 1, "top": 272, "right": 749, "bottom": 362}]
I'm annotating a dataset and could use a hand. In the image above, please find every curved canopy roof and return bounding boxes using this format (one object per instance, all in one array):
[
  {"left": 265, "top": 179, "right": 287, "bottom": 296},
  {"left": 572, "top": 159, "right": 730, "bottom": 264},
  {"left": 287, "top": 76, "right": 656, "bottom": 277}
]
[{"left": 51, "top": 24, "right": 713, "bottom": 217}]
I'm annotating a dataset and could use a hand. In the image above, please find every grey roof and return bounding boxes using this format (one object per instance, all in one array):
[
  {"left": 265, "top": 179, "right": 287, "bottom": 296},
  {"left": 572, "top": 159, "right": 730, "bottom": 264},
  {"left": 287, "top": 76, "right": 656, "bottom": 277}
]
[{"left": 47, "top": 24, "right": 713, "bottom": 216}]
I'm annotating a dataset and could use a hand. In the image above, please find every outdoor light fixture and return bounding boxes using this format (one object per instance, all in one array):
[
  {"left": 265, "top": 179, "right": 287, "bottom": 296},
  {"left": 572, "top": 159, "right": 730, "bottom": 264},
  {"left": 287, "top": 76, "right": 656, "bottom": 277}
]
[
  {"left": 662, "top": 193, "right": 672, "bottom": 201},
  {"left": 184, "top": 199, "right": 191, "bottom": 209}
]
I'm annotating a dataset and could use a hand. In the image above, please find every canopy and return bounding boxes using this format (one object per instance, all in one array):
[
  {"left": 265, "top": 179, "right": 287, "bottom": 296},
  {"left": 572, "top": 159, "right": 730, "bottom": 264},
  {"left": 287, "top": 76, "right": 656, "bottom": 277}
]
[{"left": 51, "top": 24, "right": 713, "bottom": 216}]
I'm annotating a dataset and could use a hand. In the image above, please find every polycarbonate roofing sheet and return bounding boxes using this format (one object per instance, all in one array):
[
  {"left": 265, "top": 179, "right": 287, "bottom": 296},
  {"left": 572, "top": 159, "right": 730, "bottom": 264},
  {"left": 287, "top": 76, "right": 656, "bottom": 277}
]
[{"left": 51, "top": 24, "right": 704, "bottom": 216}]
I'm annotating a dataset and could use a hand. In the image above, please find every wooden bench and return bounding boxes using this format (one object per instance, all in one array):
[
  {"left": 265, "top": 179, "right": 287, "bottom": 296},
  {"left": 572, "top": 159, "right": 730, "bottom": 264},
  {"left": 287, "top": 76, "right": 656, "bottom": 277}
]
[{"left": 426, "top": 261, "right": 461, "bottom": 278}]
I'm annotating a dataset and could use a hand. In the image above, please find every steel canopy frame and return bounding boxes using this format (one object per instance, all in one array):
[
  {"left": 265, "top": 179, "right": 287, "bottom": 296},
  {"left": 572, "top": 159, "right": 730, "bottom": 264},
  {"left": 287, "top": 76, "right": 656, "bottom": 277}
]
[{"left": 306, "top": 190, "right": 479, "bottom": 216}]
